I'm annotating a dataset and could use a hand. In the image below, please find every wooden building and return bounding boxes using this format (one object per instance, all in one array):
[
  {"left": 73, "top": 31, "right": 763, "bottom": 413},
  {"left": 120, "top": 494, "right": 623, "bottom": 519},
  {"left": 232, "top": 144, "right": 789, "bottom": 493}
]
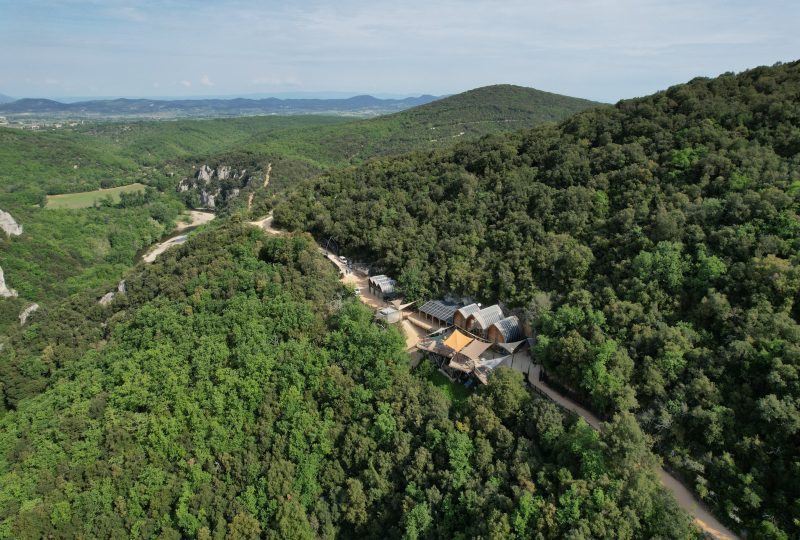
[
  {"left": 488, "top": 315, "right": 523, "bottom": 343},
  {"left": 466, "top": 304, "right": 504, "bottom": 338},
  {"left": 453, "top": 303, "right": 480, "bottom": 330}
]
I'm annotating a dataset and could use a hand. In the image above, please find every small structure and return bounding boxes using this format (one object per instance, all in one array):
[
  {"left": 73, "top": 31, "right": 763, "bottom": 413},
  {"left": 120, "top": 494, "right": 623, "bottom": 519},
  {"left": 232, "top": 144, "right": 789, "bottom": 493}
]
[
  {"left": 418, "top": 299, "right": 461, "bottom": 327},
  {"left": 375, "top": 306, "right": 402, "bottom": 324},
  {"left": 453, "top": 303, "right": 480, "bottom": 329},
  {"left": 368, "top": 275, "right": 396, "bottom": 299},
  {"left": 488, "top": 315, "right": 524, "bottom": 343},
  {"left": 466, "top": 304, "right": 504, "bottom": 338},
  {"left": 442, "top": 329, "right": 473, "bottom": 356}
]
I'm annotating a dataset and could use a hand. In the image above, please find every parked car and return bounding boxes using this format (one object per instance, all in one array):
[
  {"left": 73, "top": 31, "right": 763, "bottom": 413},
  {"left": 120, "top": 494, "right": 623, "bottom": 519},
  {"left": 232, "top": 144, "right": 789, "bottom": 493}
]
[{"left": 339, "top": 255, "right": 347, "bottom": 262}]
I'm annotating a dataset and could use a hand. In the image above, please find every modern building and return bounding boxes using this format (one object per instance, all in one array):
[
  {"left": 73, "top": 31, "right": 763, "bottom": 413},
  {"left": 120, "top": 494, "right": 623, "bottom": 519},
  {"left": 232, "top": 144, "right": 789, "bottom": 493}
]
[
  {"left": 465, "top": 304, "right": 504, "bottom": 338},
  {"left": 453, "top": 303, "right": 480, "bottom": 329},
  {"left": 488, "top": 315, "right": 524, "bottom": 343},
  {"left": 368, "top": 275, "right": 396, "bottom": 299},
  {"left": 418, "top": 299, "right": 461, "bottom": 327}
]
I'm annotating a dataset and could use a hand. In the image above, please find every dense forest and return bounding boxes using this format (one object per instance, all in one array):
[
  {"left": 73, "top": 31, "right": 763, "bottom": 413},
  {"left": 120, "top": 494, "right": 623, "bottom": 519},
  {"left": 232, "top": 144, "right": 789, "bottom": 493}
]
[
  {"left": 274, "top": 61, "right": 800, "bottom": 537},
  {"left": 0, "top": 85, "right": 591, "bottom": 334},
  {"left": 0, "top": 224, "right": 695, "bottom": 538}
]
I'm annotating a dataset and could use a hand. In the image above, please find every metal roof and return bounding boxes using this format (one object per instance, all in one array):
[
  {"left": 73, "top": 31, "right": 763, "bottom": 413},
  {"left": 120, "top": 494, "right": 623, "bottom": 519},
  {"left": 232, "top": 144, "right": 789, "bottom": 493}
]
[
  {"left": 376, "top": 280, "right": 396, "bottom": 293},
  {"left": 455, "top": 303, "right": 480, "bottom": 320},
  {"left": 491, "top": 316, "right": 523, "bottom": 342},
  {"left": 469, "top": 305, "right": 504, "bottom": 330},
  {"left": 418, "top": 299, "right": 461, "bottom": 324}
]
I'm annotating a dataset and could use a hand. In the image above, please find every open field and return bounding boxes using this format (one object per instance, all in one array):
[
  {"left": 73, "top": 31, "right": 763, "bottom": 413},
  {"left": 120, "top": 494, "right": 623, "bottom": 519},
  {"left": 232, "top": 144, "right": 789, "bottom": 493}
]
[{"left": 45, "top": 183, "right": 147, "bottom": 209}]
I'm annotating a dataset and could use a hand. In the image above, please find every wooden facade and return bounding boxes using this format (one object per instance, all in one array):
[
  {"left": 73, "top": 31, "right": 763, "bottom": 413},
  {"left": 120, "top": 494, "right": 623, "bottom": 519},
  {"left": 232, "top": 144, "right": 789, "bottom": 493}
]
[{"left": 453, "top": 303, "right": 480, "bottom": 330}]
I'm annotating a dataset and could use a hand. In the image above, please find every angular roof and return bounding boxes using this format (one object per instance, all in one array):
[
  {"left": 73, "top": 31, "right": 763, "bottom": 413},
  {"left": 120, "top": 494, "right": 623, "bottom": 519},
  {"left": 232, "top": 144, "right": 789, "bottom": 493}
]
[
  {"left": 474, "top": 355, "right": 512, "bottom": 384},
  {"left": 442, "top": 329, "right": 473, "bottom": 355},
  {"left": 469, "top": 304, "right": 504, "bottom": 330},
  {"left": 455, "top": 303, "right": 480, "bottom": 320},
  {"left": 418, "top": 299, "right": 461, "bottom": 324},
  {"left": 490, "top": 315, "right": 523, "bottom": 342},
  {"left": 458, "top": 339, "right": 493, "bottom": 362},
  {"left": 496, "top": 339, "right": 528, "bottom": 354}
]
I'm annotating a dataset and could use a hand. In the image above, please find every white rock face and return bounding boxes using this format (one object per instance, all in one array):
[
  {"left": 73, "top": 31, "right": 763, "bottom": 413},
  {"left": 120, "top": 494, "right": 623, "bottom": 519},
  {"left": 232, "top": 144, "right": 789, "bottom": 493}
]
[
  {"left": 217, "top": 166, "right": 231, "bottom": 180},
  {"left": 0, "top": 209, "right": 23, "bottom": 236},
  {"left": 99, "top": 279, "right": 127, "bottom": 306},
  {"left": 0, "top": 266, "right": 18, "bottom": 298},
  {"left": 197, "top": 164, "right": 214, "bottom": 183},
  {"left": 19, "top": 303, "right": 39, "bottom": 325}
]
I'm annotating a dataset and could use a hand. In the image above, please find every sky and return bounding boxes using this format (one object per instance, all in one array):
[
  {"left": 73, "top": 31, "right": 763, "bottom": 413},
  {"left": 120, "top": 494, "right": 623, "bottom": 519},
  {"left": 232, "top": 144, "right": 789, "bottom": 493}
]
[{"left": 1, "top": 0, "right": 798, "bottom": 103}]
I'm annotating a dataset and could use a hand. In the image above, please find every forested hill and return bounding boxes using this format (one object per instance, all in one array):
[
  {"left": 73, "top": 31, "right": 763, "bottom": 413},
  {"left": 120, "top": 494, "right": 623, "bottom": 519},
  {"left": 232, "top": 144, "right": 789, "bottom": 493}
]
[
  {"left": 0, "top": 84, "right": 594, "bottom": 335},
  {"left": 393, "top": 84, "right": 601, "bottom": 127},
  {"left": 274, "top": 61, "right": 800, "bottom": 537},
  {"left": 234, "top": 84, "right": 602, "bottom": 168},
  {"left": 0, "top": 224, "right": 695, "bottom": 538}
]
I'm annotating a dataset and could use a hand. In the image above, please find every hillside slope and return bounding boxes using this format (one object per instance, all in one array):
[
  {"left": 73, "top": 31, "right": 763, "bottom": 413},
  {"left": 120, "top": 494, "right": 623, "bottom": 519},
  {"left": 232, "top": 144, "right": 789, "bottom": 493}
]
[
  {"left": 0, "top": 224, "right": 696, "bottom": 539},
  {"left": 0, "top": 84, "right": 598, "bottom": 334},
  {"left": 274, "top": 61, "right": 800, "bottom": 537}
]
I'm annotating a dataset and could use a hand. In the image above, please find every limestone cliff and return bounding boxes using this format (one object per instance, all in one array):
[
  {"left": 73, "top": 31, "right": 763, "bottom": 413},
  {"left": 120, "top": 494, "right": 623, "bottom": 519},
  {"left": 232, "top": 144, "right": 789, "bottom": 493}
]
[
  {"left": 0, "top": 209, "right": 23, "bottom": 236},
  {"left": 177, "top": 164, "right": 254, "bottom": 210},
  {"left": 0, "top": 266, "right": 18, "bottom": 298}
]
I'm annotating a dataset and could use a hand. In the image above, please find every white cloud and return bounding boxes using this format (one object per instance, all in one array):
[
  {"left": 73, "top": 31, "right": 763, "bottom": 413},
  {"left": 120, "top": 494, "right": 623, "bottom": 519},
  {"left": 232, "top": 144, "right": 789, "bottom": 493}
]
[
  {"left": 180, "top": 80, "right": 191, "bottom": 87},
  {"left": 200, "top": 74, "right": 213, "bottom": 87}
]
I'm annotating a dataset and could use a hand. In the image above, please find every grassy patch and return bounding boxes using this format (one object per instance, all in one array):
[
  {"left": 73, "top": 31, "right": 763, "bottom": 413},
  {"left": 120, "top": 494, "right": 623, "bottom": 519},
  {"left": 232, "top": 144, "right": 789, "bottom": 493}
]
[
  {"left": 45, "top": 183, "right": 147, "bottom": 209},
  {"left": 414, "top": 359, "right": 472, "bottom": 404}
]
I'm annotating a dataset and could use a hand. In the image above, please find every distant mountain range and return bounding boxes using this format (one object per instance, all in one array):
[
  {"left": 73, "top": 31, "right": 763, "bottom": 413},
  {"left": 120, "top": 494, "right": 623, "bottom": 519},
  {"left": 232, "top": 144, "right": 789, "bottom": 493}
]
[
  {"left": 0, "top": 93, "right": 15, "bottom": 105},
  {"left": 0, "top": 94, "right": 441, "bottom": 120}
]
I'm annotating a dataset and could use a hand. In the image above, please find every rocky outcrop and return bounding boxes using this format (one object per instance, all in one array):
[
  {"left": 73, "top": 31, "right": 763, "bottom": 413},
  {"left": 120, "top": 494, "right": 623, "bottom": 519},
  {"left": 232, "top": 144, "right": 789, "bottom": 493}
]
[
  {"left": 0, "top": 266, "right": 17, "bottom": 298},
  {"left": 177, "top": 165, "right": 252, "bottom": 210},
  {"left": 98, "top": 279, "right": 127, "bottom": 306},
  {"left": 0, "top": 209, "right": 23, "bottom": 236},
  {"left": 19, "top": 303, "right": 38, "bottom": 325}
]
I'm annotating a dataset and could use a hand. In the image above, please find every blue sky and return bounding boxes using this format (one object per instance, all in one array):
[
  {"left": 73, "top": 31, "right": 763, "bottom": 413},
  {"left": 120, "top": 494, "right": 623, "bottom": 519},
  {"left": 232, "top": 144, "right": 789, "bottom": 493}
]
[{"left": 1, "top": 0, "right": 798, "bottom": 102}]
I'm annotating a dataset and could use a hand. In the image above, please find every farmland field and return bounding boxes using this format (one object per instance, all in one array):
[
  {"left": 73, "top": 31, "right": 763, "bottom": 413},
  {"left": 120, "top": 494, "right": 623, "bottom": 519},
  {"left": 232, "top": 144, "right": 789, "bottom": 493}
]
[{"left": 45, "top": 183, "right": 147, "bottom": 209}]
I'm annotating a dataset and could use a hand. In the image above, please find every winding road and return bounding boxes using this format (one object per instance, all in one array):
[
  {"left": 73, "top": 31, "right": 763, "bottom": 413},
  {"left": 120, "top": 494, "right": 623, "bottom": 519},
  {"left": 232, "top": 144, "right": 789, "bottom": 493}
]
[
  {"left": 528, "top": 365, "right": 738, "bottom": 540},
  {"left": 250, "top": 212, "right": 738, "bottom": 539}
]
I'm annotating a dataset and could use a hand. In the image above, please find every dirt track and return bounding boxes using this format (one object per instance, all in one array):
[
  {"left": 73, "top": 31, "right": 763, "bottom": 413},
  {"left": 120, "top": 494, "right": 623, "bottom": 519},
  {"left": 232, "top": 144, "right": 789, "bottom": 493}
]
[
  {"left": 248, "top": 213, "right": 737, "bottom": 539},
  {"left": 528, "top": 365, "right": 738, "bottom": 540}
]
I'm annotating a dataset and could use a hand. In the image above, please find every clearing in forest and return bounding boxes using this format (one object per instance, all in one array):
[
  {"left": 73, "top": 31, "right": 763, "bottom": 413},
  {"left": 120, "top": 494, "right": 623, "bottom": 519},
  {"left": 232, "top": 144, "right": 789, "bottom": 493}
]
[{"left": 45, "top": 183, "right": 147, "bottom": 209}]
